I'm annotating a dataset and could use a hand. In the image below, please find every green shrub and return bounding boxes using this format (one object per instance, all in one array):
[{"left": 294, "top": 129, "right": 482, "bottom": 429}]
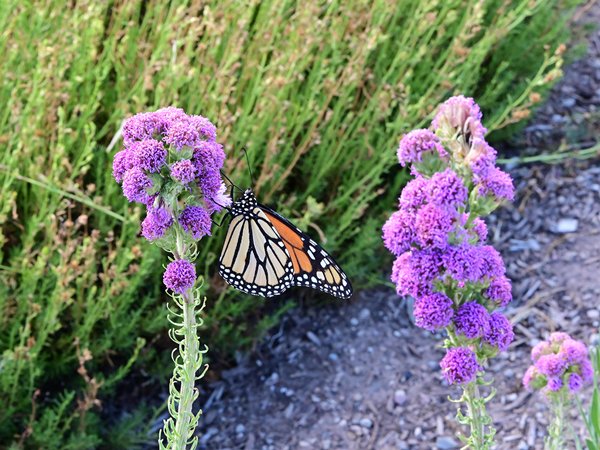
[{"left": 0, "top": 0, "right": 580, "bottom": 447}]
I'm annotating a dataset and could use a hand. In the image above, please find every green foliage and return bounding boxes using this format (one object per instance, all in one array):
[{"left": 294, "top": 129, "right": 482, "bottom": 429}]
[
  {"left": 578, "top": 346, "right": 600, "bottom": 450},
  {"left": 0, "top": 0, "right": 581, "bottom": 447}
]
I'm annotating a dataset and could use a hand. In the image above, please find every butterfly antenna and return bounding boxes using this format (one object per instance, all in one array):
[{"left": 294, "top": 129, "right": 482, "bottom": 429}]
[
  {"left": 220, "top": 170, "right": 242, "bottom": 193},
  {"left": 242, "top": 147, "right": 256, "bottom": 187}
]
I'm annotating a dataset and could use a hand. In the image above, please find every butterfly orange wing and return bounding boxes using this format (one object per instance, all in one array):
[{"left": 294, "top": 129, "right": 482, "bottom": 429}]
[{"left": 260, "top": 205, "right": 352, "bottom": 299}]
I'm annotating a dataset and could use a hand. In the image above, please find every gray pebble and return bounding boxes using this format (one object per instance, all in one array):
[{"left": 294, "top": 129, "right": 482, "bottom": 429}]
[
  {"left": 359, "top": 418, "right": 373, "bottom": 428},
  {"left": 394, "top": 389, "right": 407, "bottom": 406},
  {"left": 436, "top": 436, "right": 459, "bottom": 449},
  {"left": 306, "top": 331, "right": 321, "bottom": 346},
  {"left": 554, "top": 218, "right": 579, "bottom": 233},
  {"left": 358, "top": 308, "right": 371, "bottom": 320}
]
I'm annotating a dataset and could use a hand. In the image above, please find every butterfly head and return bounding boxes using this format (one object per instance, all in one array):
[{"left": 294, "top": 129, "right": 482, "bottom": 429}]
[{"left": 231, "top": 189, "right": 257, "bottom": 215}]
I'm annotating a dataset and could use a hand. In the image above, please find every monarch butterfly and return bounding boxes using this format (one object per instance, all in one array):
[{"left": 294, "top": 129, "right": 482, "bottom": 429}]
[{"left": 217, "top": 189, "right": 352, "bottom": 299}]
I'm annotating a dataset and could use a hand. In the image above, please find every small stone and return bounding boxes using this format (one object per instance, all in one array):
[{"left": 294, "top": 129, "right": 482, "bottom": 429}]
[
  {"left": 358, "top": 308, "right": 371, "bottom": 320},
  {"left": 506, "top": 393, "right": 518, "bottom": 402},
  {"left": 504, "top": 368, "right": 515, "bottom": 378},
  {"left": 587, "top": 309, "right": 599, "bottom": 320},
  {"left": 328, "top": 352, "right": 339, "bottom": 362},
  {"left": 349, "top": 425, "right": 364, "bottom": 437},
  {"left": 350, "top": 318, "right": 359, "bottom": 326},
  {"left": 306, "top": 331, "right": 321, "bottom": 346},
  {"left": 436, "top": 436, "right": 459, "bottom": 449},
  {"left": 394, "top": 389, "right": 407, "bottom": 406},
  {"left": 561, "top": 97, "right": 576, "bottom": 108},
  {"left": 359, "top": 418, "right": 373, "bottom": 429},
  {"left": 554, "top": 218, "right": 578, "bottom": 233},
  {"left": 265, "top": 372, "right": 279, "bottom": 386},
  {"left": 235, "top": 424, "right": 246, "bottom": 434}
]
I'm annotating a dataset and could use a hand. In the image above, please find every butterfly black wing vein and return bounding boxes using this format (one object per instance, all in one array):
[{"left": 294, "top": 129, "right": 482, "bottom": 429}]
[{"left": 218, "top": 190, "right": 353, "bottom": 299}]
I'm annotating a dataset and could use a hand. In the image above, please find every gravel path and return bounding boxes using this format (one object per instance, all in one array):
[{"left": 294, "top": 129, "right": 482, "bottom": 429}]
[
  {"left": 198, "top": 157, "right": 600, "bottom": 450},
  {"left": 192, "top": 7, "right": 600, "bottom": 450}
]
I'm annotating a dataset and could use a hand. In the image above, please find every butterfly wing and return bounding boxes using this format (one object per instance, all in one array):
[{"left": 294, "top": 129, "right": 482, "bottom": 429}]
[
  {"left": 259, "top": 204, "right": 353, "bottom": 299},
  {"left": 219, "top": 206, "right": 295, "bottom": 297}
]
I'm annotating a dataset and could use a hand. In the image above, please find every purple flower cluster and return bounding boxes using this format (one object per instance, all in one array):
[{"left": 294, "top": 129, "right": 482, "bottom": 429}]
[
  {"left": 432, "top": 95, "right": 487, "bottom": 142},
  {"left": 440, "top": 347, "right": 481, "bottom": 385},
  {"left": 114, "top": 107, "right": 231, "bottom": 293},
  {"left": 523, "top": 332, "right": 593, "bottom": 395},
  {"left": 384, "top": 96, "right": 516, "bottom": 385},
  {"left": 397, "top": 129, "right": 448, "bottom": 169},
  {"left": 113, "top": 107, "right": 230, "bottom": 245},
  {"left": 163, "top": 259, "right": 196, "bottom": 294}
]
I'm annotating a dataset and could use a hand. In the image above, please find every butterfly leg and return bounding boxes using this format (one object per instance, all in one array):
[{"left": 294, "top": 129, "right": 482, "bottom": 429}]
[{"left": 211, "top": 211, "right": 230, "bottom": 228}]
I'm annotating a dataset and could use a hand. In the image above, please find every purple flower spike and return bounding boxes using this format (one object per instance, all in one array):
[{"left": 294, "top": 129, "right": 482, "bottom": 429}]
[
  {"left": 383, "top": 96, "right": 519, "bottom": 393},
  {"left": 467, "top": 138, "right": 497, "bottom": 181},
  {"left": 122, "top": 112, "right": 163, "bottom": 146},
  {"left": 132, "top": 139, "right": 167, "bottom": 173},
  {"left": 397, "top": 129, "right": 447, "bottom": 167},
  {"left": 454, "top": 302, "right": 490, "bottom": 339},
  {"left": 442, "top": 244, "right": 483, "bottom": 284},
  {"left": 486, "top": 276, "right": 512, "bottom": 307},
  {"left": 205, "top": 182, "right": 232, "bottom": 213},
  {"left": 580, "top": 360, "right": 594, "bottom": 384},
  {"left": 165, "top": 120, "right": 200, "bottom": 150},
  {"left": 190, "top": 115, "right": 217, "bottom": 141},
  {"left": 122, "top": 167, "right": 152, "bottom": 204},
  {"left": 415, "top": 204, "right": 454, "bottom": 249},
  {"left": 163, "top": 259, "right": 196, "bottom": 294},
  {"left": 531, "top": 341, "right": 551, "bottom": 362},
  {"left": 170, "top": 159, "right": 197, "bottom": 184},
  {"left": 477, "top": 166, "right": 515, "bottom": 201},
  {"left": 567, "top": 373, "right": 583, "bottom": 393},
  {"left": 141, "top": 207, "right": 173, "bottom": 241},
  {"left": 382, "top": 210, "right": 416, "bottom": 256},
  {"left": 471, "top": 217, "right": 488, "bottom": 243},
  {"left": 113, "top": 149, "right": 136, "bottom": 182},
  {"left": 546, "top": 377, "right": 563, "bottom": 392},
  {"left": 413, "top": 292, "right": 454, "bottom": 331},
  {"left": 549, "top": 332, "right": 571, "bottom": 345},
  {"left": 179, "top": 206, "right": 212, "bottom": 239},
  {"left": 440, "top": 347, "right": 480, "bottom": 385},
  {"left": 559, "top": 338, "right": 589, "bottom": 365},
  {"left": 427, "top": 169, "right": 468, "bottom": 209},
  {"left": 392, "top": 249, "right": 443, "bottom": 299},
  {"left": 432, "top": 95, "right": 487, "bottom": 140},
  {"left": 477, "top": 245, "right": 506, "bottom": 279},
  {"left": 399, "top": 176, "right": 430, "bottom": 211},
  {"left": 522, "top": 366, "right": 539, "bottom": 391},
  {"left": 536, "top": 353, "right": 567, "bottom": 378},
  {"left": 484, "top": 312, "right": 514, "bottom": 351}
]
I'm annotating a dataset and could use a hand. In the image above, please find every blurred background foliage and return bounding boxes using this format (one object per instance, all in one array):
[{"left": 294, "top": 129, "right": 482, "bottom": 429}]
[{"left": 0, "top": 0, "right": 582, "bottom": 447}]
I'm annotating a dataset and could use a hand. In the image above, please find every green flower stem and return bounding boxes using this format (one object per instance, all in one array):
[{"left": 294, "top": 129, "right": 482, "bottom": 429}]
[
  {"left": 446, "top": 328, "right": 495, "bottom": 449},
  {"left": 464, "top": 381, "right": 486, "bottom": 449},
  {"left": 172, "top": 287, "right": 200, "bottom": 449},
  {"left": 546, "top": 392, "right": 567, "bottom": 450},
  {"left": 160, "top": 228, "right": 207, "bottom": 450}
]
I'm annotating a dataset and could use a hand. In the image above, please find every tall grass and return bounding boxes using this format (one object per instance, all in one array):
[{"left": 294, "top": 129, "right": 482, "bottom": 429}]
[{"left": 0, "top": 0, "right": 579, "bottom": 447}]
